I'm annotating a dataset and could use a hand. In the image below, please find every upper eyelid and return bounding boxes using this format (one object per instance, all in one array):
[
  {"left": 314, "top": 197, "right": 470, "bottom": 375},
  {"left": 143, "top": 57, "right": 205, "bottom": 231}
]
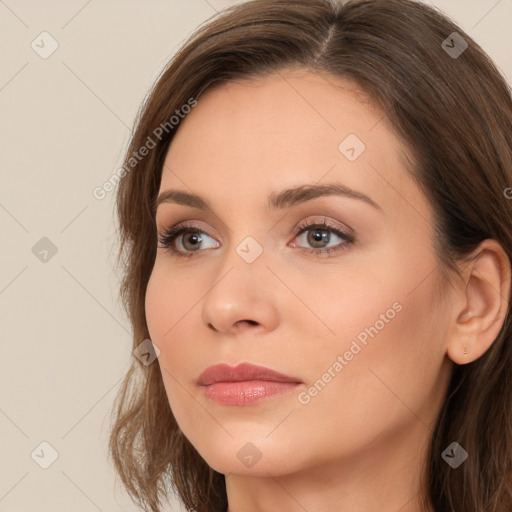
[
  {"left": 161, "top": 219, "right": 220, "bottom": 236},
  {"left": 160, "top": 217, "right": 347, "bottom": 232},
  {"left": 159, "top": 218, "right": 352, "bottom": 244}
]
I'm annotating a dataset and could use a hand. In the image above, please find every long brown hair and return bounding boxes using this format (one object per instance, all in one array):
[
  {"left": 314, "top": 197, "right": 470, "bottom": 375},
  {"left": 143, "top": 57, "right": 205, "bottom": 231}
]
[{"left": 108, "top": 1, "right": 512, "bottom": 510}]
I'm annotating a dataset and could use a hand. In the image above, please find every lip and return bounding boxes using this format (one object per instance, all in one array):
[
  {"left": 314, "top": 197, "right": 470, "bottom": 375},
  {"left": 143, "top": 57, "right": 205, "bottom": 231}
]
[
  {"left": 198, "top": 363, "right": 303, "bottom": 406},
  {"left": 198, "top": 363, "right": 302, "bottom": 385}
]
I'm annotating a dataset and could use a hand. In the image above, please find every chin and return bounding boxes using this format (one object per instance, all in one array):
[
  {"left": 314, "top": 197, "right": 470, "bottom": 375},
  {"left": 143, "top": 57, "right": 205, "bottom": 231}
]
[{"left": 192, "top": 439, "right": 303, "bottom": 476}]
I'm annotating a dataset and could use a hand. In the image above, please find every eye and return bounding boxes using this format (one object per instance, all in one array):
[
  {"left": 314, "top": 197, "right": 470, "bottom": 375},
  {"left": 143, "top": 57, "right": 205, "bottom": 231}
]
[
  {"left": 289, "top": 218, "right": 354, "bottom": 256},
  {"left": 157, "top": 217, "right": 355, "bottom": 259},
  {"left": 157, "top": 221, "right": 219, "bottom": 258}
]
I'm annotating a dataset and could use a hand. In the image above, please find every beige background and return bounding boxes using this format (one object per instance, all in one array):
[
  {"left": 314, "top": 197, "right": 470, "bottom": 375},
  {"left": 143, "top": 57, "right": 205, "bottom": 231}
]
[{"left": 1, "top": 0, "right": 511, "bottom": 511}]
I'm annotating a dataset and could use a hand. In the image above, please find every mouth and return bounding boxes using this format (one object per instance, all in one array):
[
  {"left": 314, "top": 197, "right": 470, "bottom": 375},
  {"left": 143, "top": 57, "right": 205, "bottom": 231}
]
[{"left": 197, "top": 363, "right": 303, "bottom": 406}]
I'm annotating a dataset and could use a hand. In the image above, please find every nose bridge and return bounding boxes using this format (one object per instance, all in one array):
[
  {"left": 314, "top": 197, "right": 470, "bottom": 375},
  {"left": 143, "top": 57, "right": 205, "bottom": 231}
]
[
  {"left": 200, "top": 229, "right": 279, "bottom": 334},
  {"left": 212, "top": 228, "right": 271, "bottom": 301},
  {"left": 217, "top": 212, "right": 270, "bottom": 270}
]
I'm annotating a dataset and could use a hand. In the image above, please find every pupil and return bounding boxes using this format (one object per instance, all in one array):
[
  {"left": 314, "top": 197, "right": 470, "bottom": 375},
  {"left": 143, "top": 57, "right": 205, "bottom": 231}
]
[
  {"left": 309, "top": 229, "right": 329, "bottom": 247},
  {"left": 184, "top": 232, "right": 201, "bottom": 250}
]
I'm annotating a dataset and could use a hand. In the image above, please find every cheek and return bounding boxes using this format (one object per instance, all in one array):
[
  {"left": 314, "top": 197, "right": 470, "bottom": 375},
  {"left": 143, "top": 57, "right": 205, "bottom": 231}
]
[
  {"left": 145, "top": 262, "right": 203, "bottom": 343},
  {"left": 145, "top": 266, "right": 206, "bottom": 431},
  {"left": 144, "top": 265, "right": 201, "bottom": 391},
  {"left": 307, "top": 237, "right": 447, "bottom": 372},
  {"left": 292, "top": 259, "right": 448, "bottom": 447},
  {"left": 144, "top": 262, "right": 217, "bottom": 382},
  {"left": 144, "top": 270, "right": 169, "bottom": 342}
]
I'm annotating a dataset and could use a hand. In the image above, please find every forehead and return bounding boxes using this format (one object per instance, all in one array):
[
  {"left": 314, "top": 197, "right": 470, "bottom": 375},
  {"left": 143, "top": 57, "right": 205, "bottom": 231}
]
[{"left": 159, "top": 68, "right": 426, "bottom": 223}]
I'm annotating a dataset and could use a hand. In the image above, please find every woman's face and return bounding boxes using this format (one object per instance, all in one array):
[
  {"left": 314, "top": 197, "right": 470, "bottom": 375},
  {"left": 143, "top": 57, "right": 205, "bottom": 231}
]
[{"left": 145, "top": 68, "right": 454, "bottom": 479}]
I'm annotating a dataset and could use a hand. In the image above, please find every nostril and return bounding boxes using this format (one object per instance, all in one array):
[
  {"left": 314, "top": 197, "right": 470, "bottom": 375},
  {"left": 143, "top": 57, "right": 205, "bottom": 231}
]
[{"left": 239, "top": 320, "right": 259, "bottom": 327}]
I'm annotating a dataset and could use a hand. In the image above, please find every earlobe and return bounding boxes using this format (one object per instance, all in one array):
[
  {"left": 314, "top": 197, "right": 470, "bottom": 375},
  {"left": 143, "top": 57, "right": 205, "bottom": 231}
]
[
  {"left": 448, "top": 335, "right": 471, "bottom": 365},
  {"left": 446, "top": 239, "right": 511, "bottom": 365}
]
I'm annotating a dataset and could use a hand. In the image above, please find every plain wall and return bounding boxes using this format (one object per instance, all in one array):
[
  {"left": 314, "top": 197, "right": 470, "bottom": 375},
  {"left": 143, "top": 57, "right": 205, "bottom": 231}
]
[{"left": 1, "top": 0, "right": 511, "bottom": 510}]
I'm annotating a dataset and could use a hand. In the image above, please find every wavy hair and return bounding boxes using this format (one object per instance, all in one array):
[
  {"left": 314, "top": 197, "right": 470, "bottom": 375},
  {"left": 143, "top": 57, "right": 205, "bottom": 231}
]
[{"left": 108, "top": 0, "right": 512, "bottom": 510}]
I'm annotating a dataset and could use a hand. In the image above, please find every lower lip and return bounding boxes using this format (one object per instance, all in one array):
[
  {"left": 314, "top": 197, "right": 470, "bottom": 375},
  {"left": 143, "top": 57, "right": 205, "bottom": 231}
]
[{"left": 202, "top": 380, "right": 301, "bottom": 406}]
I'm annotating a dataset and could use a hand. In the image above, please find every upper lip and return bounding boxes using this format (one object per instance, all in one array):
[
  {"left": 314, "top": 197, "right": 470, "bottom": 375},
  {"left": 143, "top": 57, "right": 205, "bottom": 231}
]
[{"left": 197, "top": 363, "right": 302, "bottom": 385}]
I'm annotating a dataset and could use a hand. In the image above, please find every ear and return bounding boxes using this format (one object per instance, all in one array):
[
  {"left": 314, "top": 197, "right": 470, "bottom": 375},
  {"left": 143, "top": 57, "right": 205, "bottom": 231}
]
[{"left": 446, "top": 239, "right": 511, "bottom": 365}]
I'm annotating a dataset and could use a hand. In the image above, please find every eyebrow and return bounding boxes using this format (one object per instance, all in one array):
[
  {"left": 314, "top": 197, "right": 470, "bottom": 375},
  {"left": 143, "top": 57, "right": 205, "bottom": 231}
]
[{"left": 155, "top": 182, "right": 382, "bottom": 212}]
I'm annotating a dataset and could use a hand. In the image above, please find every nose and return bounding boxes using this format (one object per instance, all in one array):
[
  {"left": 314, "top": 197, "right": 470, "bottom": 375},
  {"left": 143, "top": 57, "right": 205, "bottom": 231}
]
[{"left": 200, "top": 246, "right": 280, "bottom": 337}]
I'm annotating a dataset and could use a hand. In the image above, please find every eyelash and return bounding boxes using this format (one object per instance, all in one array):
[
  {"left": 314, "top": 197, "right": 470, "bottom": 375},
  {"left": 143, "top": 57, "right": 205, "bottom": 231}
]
[{"left": 157, "top": 219, "right": 355, "bottom": 259}]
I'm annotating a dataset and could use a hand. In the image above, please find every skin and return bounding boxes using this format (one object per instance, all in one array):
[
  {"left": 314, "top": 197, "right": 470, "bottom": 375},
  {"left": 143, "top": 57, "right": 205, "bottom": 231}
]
[{"left": 145, "top": 68, "right": 511, "bottom": 512}]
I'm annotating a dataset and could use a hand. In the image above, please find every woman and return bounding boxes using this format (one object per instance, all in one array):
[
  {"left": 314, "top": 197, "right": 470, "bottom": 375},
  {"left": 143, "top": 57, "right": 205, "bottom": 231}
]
[{"left": 108, "top": 0, "right": 512, "bottom": 511}]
